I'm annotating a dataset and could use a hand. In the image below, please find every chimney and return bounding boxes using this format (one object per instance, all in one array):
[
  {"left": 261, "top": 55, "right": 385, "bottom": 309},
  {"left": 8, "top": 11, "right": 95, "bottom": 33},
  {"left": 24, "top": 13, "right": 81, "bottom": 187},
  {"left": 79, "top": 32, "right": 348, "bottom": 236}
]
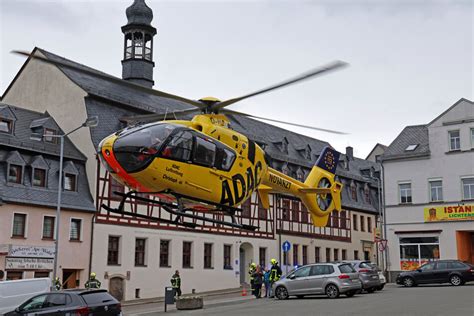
[{"left": 346, "top": 146, "right": 354, "bottom": 160}]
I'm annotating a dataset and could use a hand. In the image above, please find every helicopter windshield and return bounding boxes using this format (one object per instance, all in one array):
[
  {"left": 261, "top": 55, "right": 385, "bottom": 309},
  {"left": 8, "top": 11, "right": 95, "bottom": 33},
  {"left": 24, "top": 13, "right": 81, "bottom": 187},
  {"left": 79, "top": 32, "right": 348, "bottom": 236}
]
[{"left": 113, "top": 123, "right": 178, "bottom": 172}]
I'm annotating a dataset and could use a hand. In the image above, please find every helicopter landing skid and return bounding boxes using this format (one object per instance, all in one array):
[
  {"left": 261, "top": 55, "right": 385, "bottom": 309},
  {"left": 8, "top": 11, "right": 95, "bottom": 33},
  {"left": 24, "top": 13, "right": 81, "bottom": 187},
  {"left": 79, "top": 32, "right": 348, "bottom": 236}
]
[{"left": 101, "top": 191, "right": 258, "bottom": 231}]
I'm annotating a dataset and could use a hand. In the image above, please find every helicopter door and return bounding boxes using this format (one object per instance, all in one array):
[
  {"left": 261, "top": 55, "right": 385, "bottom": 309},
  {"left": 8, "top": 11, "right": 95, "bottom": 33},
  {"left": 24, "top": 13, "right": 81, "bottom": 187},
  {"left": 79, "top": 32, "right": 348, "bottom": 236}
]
[
  {"left": 193, "top": 137, "right": 216, "bottom": 167},
  {"left": 160, "top": 130, "right": 194, "bottom": 162}
]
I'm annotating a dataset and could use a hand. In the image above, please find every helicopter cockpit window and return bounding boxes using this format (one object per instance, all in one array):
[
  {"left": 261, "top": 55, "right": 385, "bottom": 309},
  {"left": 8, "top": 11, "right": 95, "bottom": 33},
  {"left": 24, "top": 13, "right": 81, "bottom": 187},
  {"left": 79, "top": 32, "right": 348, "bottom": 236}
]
[
  {"left": 113, "top": 124, "right": 177, "bottom": 173},
  {"left": 215, "top": 147, "right": 236, "bottom": 171},
  {"left": 193, "top": 137, "right": 216, "bottom": 167},
  {"left": 160, "top": 131, "right": 193, "bottom": 161}
]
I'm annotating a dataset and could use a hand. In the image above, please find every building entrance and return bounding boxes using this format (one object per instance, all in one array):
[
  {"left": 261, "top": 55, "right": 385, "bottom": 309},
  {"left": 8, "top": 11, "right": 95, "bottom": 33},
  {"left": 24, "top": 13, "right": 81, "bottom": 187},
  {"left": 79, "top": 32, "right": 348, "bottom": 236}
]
[
  {"left": 239, "top": 242, "right": 253, "bottom": 285},
  {"left": 456, "top": 231, "right": 474, "bottom": 264}
]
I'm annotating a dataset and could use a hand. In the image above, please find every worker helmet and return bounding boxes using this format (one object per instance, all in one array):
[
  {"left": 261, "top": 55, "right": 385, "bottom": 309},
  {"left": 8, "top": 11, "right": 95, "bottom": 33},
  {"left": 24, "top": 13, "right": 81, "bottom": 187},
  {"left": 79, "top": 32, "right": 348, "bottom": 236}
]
[
  {"left": 90, "top": 272, "right": 96, "bottom": 278},
  {"left": 250, "top": 262, "right": 256, "bottom": 268},
  {"left": 270, "top": 258, "right": 277, "bottom": 265}
]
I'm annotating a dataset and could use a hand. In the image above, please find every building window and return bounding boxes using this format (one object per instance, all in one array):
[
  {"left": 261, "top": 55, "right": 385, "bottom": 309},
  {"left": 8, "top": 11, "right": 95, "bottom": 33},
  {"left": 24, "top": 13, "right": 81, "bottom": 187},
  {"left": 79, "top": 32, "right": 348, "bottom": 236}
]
[
  {"left": 399, "top": 236, "right": 440, "bottom": 271},
  {"left": 351, "top": 182, "right": 357, "bottom": 201},
  {"left": 282, "top": 199, "right": 290, "bottom": 220},
  {"left": 325, "top": 248, "right": 331, "bottom": 262},
  {"left": 258, "top": 199, "right": 267, "bottom": 219},
  {"left": 448, "top": 130, "right": 460, "bottom": 151},
  {"left": 224, "top": 244, "right": 232, "bottom": 270},
  {"left": 0, "top": 119, "right": 13, "bottom": 133},
  {"left": 12, "top": 213, "right": 26, "bottom": 237},
  {"left": 42, "top": 216, "right": 55, "bottom": 239},
  {"left": 462, "top": 177, "right": 474, "bottom": 200},
  {"left": 333, "top": 249, "right": 339, "bottom": 261},
  {"left": 6, "top": 271, "right": 23, "bottom": 280},
  {"left": 8, "top": 164, "right": 22, "bottom": 184},
  {"left": 108, "top": 236, "right": 120, "bottom": 265},
  {"left": 315, "top": 247, "right": 320, "bottom": 263},
  {"left": 33, "top": 168, "right": 46, "bottom": 187},
  {"left": 64, "top": 174, "right": 76, "bottom": 191},
  {"left": 360, "top": 215, "right": 365, "bottom": 232},
  {"left": 258, "top": 247, "right": 266, "bottom": 268},
  {"left": 354, "top": 250, "right": 359, "bottom": 260},
  {"left": 183, "top": 241, "right": 192, "bottom": 268},
  {"left": 160, "top": 240, "right": 170, "bottom": 267},
  {"left": 364, "top": 186, "right": 370, "bottom": 203},
  {"left": 367, "top": 217, "right": 372, "bottom": 233},
  {"left": 342, "top": 249, "right": 347, "bottom": 260},
  {"left": 471, "top": 128, "right": 474, "bottom": 148},
  {"left": 43, "top": 128, "right": 56, "bottom": 143},
  {"left": 69, "top": 219, "right": 81, "bottom": 241},
  {"left": 204, "top": 243, "right": 213, "bottom": 269},
  {"left": 302, "top": 245, "right": 308, "bottom": 265},
  {"left": 352, "top": 214, "right": 358, "bottom": 231},
  {"left": 399, "top": 183, "right": 412, "bottom": 204},
  {"left": 293, "top": 244, "right": 299, "bottom": 266},
  {"left": 340, "top": 211, "right": 347, "bottom": 229},
  {"left": 429, "top": 180, "right": 443, "bottom": 202},
  {"left": 135, "top": 238, "right": 146, "bottom": 266},
  {"left": 301, "top": 205, "right": 309, "bottom": 223},
  {"left": 241, "top": 199, "right": 251, "bottom": 218},
  {"left": 291, "top": 201, "right": 299, "bottom": 221}
]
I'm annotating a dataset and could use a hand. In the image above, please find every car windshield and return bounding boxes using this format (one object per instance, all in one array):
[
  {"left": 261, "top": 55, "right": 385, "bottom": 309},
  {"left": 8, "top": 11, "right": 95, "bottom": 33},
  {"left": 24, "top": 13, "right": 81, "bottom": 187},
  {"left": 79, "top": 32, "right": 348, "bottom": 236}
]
[{"left": 339, "top": 264, "right": 356, "bottom": 273}]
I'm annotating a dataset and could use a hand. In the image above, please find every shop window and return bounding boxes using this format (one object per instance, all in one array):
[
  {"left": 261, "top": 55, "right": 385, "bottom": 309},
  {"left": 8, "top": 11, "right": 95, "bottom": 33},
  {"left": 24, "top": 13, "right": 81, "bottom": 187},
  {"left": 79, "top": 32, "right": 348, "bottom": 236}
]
[
  {"left": 12, "top": 213, "right": 27, "bottom": 237},
  {"left": 159, "top": 240, "right": 170, "bottom": 267},
  {"left": 259, "top": 247, "right": 266, "bottom": 268},
  {"left": 108, "top": 236, "right": 120, "bottom": 265},
  {"left": 8, "top": 164, "right": 23, "bottom": 184},
  {"left": 399, "top": 183, "right": 412, "bottom": 204},
  {"left": 399, "top": 236, "right": 440, "bottom": 271},
  {"left": 34, "top": 271, "right": 50, "bottom": 278},
  {"left": 33, "top": 168, "right": 46, "bottom": 187},
  {"left": 183, "top": 241, "right": 193, "bottom": 268},
  {"left": 204, "top": 243, "right": 213, "bottom": 269},
  {"left": 7, "top": 271, "right": 23, "bottom": 280},
  {"left": 315, "top": 247, "right": 320, "bottom": 263},
  {"left": 135, "top": 238, "right": 147, "bottom": 266},
  {"left": 429, "top": 180, "right": 443, "bottom": 202},
  {"left": 42, "top": 216, "right": 55, "bottom": 239},
  {"left": 448, "top": 130, "right": 460, "bottom": 151},
  {"left": 69, "top": 219, "right": 82, "bottom": 241},
  {"left": 462, "top": 177, "right": 474, "bottom": 200},
  {"left": 224, "top": 244, "right": 232, "bottom": 270}
]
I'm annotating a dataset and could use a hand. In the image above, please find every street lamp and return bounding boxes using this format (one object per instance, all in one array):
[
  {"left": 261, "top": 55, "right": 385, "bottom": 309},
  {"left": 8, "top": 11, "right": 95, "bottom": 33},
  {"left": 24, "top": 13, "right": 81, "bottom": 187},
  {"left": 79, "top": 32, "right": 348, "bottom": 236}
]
[{"left": 51, "top": 116, "right": 98, "bottom": 288}]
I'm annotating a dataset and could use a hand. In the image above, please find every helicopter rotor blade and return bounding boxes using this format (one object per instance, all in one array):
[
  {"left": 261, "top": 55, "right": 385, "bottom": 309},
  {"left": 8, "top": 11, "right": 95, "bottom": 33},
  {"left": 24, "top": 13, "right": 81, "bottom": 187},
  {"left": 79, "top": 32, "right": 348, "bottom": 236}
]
[
  {"left": 121, "top": 108, "right": 200, "bottom": 123},
  {"left": 11, "top": 50, "right": 206, "bottom": 109},
  {"left": 213, "top": 60, "right": 348, "bottom": 111},
  {"left": 223, "top": 109, "right": 348, "bottom": 135}
]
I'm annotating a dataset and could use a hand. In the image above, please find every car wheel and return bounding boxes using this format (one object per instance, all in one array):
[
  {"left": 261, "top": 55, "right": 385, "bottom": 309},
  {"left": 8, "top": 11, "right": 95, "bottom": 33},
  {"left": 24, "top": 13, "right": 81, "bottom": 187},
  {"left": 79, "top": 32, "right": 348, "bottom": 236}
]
[
  {"left": 449, "top": 275, "right": 463, "bottom": 286},
  {"left": 345, "top": 290, "right": 355, "bottom": 298},
  {"left": 366, "top": 287, "right": 376, "bottom": 293},
  {"left": 296, "top": 295, "right": 305, "bottom": 299},
  {"left": 377, "top": 284, "right": 385, "bottom": 291},
  {"left": 325, "top": 284, "right": 340, "bottom": 299},
  {"left": 275, "top": 286, "right": 289, "bottom": 300},
  {"left": 402, "top": 277, "right": 415, "bottom": 287}
]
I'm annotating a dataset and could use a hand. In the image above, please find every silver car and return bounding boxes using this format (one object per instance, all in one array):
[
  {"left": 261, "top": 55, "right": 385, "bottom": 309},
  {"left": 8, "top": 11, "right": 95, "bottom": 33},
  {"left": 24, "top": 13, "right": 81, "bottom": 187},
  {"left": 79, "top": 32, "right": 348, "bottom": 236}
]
[
  {"left": 344, "top": 260, "right": 381, "bottom": 293},
  {"left": 272, "top": 263, "right": 362, "bottom": 299}
]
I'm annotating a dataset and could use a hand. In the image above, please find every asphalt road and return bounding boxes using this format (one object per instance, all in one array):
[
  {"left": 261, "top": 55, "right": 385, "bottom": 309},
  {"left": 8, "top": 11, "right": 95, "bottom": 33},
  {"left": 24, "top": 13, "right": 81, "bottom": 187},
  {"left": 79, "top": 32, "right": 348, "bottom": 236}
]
[{"left": 124, "top": 283, "right": 474, "bottom": 316}]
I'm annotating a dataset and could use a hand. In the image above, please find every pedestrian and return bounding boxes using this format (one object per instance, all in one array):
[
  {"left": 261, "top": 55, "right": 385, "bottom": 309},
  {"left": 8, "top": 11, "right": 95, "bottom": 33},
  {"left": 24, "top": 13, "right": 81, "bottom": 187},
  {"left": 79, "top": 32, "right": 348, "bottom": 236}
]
[
  {"left": 85, "top": 272, "right": 101, "bottom": 289},
  {"left": 269, "top": 258, "right": 282, "bottom": 297},
  {"left": 171, "top": 270, "right": 182, "bottom": 298},
  {"left": 252, "top": 265, "right": 264, "bottom": 298},
  {"left": 248, "top": 262, "right": 256, "bottom": 294},
  {"left": 263, "top": 267, "right": 271, "bottom": 298},
  {"left": 53, "top": 277, "right": 61, "bottom": 291}
]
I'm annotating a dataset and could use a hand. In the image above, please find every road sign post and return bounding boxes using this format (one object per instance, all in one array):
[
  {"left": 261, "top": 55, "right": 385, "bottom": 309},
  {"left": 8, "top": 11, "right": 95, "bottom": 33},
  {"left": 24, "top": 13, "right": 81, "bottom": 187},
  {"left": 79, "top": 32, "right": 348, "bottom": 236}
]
[{"left": 282, "top": 241, "right": 291, "bottom": 275}]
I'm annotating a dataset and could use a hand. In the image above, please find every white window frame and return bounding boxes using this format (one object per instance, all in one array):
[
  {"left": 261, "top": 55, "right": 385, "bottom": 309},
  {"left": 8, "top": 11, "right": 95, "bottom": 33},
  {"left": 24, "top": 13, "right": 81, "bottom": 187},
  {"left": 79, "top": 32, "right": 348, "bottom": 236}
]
[
  {"left": 448, "top": 130, "right": 461, "bottom": 151},
  {"left": 399, "top": 235, "right": 440, "bottom": 269},
  {"left": 69, "top": 217, "right": 83, "bottom": 241},
  {"left": 11, "top": 212, "right": 28, "bottom": 238},
  {"left": 428, "top": 179, "right": 443, "bottom": 202},
  {"left": 41, "top": 215, "right": 56, "bottom": 239},
  {"left": 398, "top": 181, "right": 412, "bottom": 204},
  {"left": 107, "top": 235, "right": 121, "bottom": 265},
  {"left": 461, "top": 176, "right": 474, "bottom": 200},
  {"left": 470, "top": 128, "right": 474, "bottom": 148}
]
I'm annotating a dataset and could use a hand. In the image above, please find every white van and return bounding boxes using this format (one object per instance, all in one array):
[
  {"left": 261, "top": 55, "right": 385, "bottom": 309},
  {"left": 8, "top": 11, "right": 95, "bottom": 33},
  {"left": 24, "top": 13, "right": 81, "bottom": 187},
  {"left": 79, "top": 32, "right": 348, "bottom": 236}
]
[{"left": 0, "top": 278, "right": 51, "bottom": 314}]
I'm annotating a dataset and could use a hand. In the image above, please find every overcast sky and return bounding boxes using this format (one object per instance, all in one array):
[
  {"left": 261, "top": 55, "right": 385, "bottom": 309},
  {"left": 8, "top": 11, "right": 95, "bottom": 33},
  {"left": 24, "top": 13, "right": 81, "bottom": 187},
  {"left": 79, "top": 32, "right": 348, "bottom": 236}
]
[{"left": 1, "top": 0, "right": 472, "bottom": 158}]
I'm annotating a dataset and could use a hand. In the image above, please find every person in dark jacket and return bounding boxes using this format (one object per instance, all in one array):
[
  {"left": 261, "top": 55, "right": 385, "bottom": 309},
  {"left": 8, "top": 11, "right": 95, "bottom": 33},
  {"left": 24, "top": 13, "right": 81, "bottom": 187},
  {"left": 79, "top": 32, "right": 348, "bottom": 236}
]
[
  {"left": 171, "top": 270, "right": 182, "bottom": 297},
  {"left": 85, "top": 272, "right": 101, "bottom": 289},
  {"left": 252, "top": 265, "right": 264, "bottom": 298}
]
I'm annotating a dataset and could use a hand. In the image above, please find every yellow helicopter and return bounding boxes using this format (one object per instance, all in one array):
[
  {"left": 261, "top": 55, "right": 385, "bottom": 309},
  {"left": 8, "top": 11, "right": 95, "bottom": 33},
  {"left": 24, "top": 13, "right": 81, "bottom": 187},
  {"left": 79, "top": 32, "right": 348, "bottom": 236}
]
[{"left": 15, "top": 51, "right": 347, "bottom": 230}]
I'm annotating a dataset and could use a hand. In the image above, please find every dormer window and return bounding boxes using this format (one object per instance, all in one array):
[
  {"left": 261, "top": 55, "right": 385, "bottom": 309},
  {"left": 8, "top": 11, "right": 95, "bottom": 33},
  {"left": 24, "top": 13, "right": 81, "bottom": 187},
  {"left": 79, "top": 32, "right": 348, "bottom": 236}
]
[
  {"left": 350, "top": 181, "right": 357, "bottom": 201},
  {"left": 64, "top": 173, "right": 77, "bottom": 191},
  {"left": 8, "top": 164, "right": 23, "bottom": 184},
  {"left": 0, "top": 118, "right": 12, "bottom": 133},
  {"left": 364, "top": 184, "right": 370, "bottom": 203},
  {"left": 305, "top": 145, "right": 311, "bottom": 160},
  {"left": 405, "top": 144, "right": 418, "bottom": 151},
  {"left": 33, "top": 168, "right": 46, "bottom": 187},
  {"left": 43, "top": 128, "right": 57, "bottom": 143}
]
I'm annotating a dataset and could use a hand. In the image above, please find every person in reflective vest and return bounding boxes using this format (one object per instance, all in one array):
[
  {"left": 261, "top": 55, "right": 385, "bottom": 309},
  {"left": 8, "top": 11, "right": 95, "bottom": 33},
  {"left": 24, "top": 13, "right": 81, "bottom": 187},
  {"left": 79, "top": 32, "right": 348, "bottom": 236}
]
[
  {"left": 268, "top": 259, "right": 282, "bottom": 297},
  {"left": 53, "top": 277, "right": 61, "bottom": 291},
  {"left": 85, "top": 272, "right": 101, "bottom": 289},
  {"left": 248, "top": 262, "right": 256, "bottom": 289},
  {"left": 171, "top": 270, "right": 182, "bottom": 297}
]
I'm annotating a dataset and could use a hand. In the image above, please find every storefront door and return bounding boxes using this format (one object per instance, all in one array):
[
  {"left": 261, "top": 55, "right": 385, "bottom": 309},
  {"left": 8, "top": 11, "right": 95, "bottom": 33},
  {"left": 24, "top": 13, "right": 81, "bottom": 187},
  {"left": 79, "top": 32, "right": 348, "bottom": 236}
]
[{"left": 62, "top": 270, "right": 79, "bottom": 289}]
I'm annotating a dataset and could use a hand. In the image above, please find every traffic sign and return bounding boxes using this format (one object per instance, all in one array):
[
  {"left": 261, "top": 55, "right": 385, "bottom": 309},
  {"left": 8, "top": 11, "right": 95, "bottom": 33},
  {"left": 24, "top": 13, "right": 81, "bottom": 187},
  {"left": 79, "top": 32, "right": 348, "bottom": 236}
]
[{"left": 282, "top": 241, "right": 291, "bottom": 253}]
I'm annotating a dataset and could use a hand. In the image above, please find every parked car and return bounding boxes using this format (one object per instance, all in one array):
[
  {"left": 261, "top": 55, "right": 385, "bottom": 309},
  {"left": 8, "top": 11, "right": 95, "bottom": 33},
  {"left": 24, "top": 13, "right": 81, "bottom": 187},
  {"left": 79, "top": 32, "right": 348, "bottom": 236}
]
[
  {"left": 273, "top": 262, "right": 362, "bottom": 299},
  {"left": 0, "top": 278, "right": 51, "bottom": 315},
  {"left": 367, "top": 263, "right": 386, "bottom": 290},
  {"left": 396, "top": 260, "right": 474, "bottom": 287},
  {"left": 5, "top": 289, "right": 122, "bottom": 315},
  {"left": 344, "top": 260, "right": 381, "bottom": 293}
]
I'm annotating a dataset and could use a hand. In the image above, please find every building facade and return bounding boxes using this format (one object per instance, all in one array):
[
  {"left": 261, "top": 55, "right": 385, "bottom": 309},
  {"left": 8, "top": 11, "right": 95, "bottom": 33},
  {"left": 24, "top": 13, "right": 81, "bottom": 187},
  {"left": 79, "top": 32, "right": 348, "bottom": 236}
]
[
  {"left": 382, "top": 98, "right": 474, "bottom": 280},
  {"left": 0, "top": 104, "right": 95, "bottom": 287},
  {"left": 1, "top": 0, "right": 381, "bottom": 301}
]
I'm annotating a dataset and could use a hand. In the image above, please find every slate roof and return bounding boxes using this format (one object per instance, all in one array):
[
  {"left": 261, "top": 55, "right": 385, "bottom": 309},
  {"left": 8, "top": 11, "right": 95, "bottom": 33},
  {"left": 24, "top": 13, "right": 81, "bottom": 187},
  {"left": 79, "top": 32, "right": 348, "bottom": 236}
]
[
  {"left": 381, "top": 125, "right": 430, "bottom": 161},
  {"left": 0, "top": 103, "right": 95, "bottom": 212},
  {"left": 23, "top": 48, "right": 381, "bottom": 215}
]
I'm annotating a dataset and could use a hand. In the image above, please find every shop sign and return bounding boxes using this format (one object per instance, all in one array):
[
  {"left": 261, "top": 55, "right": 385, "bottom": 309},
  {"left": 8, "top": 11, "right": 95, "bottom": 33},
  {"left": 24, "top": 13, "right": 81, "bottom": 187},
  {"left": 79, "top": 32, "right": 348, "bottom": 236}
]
[
  {"left": 9, "top": 245, "right": 55, "bottom": 258},
  {"left": 424, "top": 204, "right": 474, "bottom": 222},
  {"left": 5, "top": 257, "right": 54, "bottom": 270}
]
